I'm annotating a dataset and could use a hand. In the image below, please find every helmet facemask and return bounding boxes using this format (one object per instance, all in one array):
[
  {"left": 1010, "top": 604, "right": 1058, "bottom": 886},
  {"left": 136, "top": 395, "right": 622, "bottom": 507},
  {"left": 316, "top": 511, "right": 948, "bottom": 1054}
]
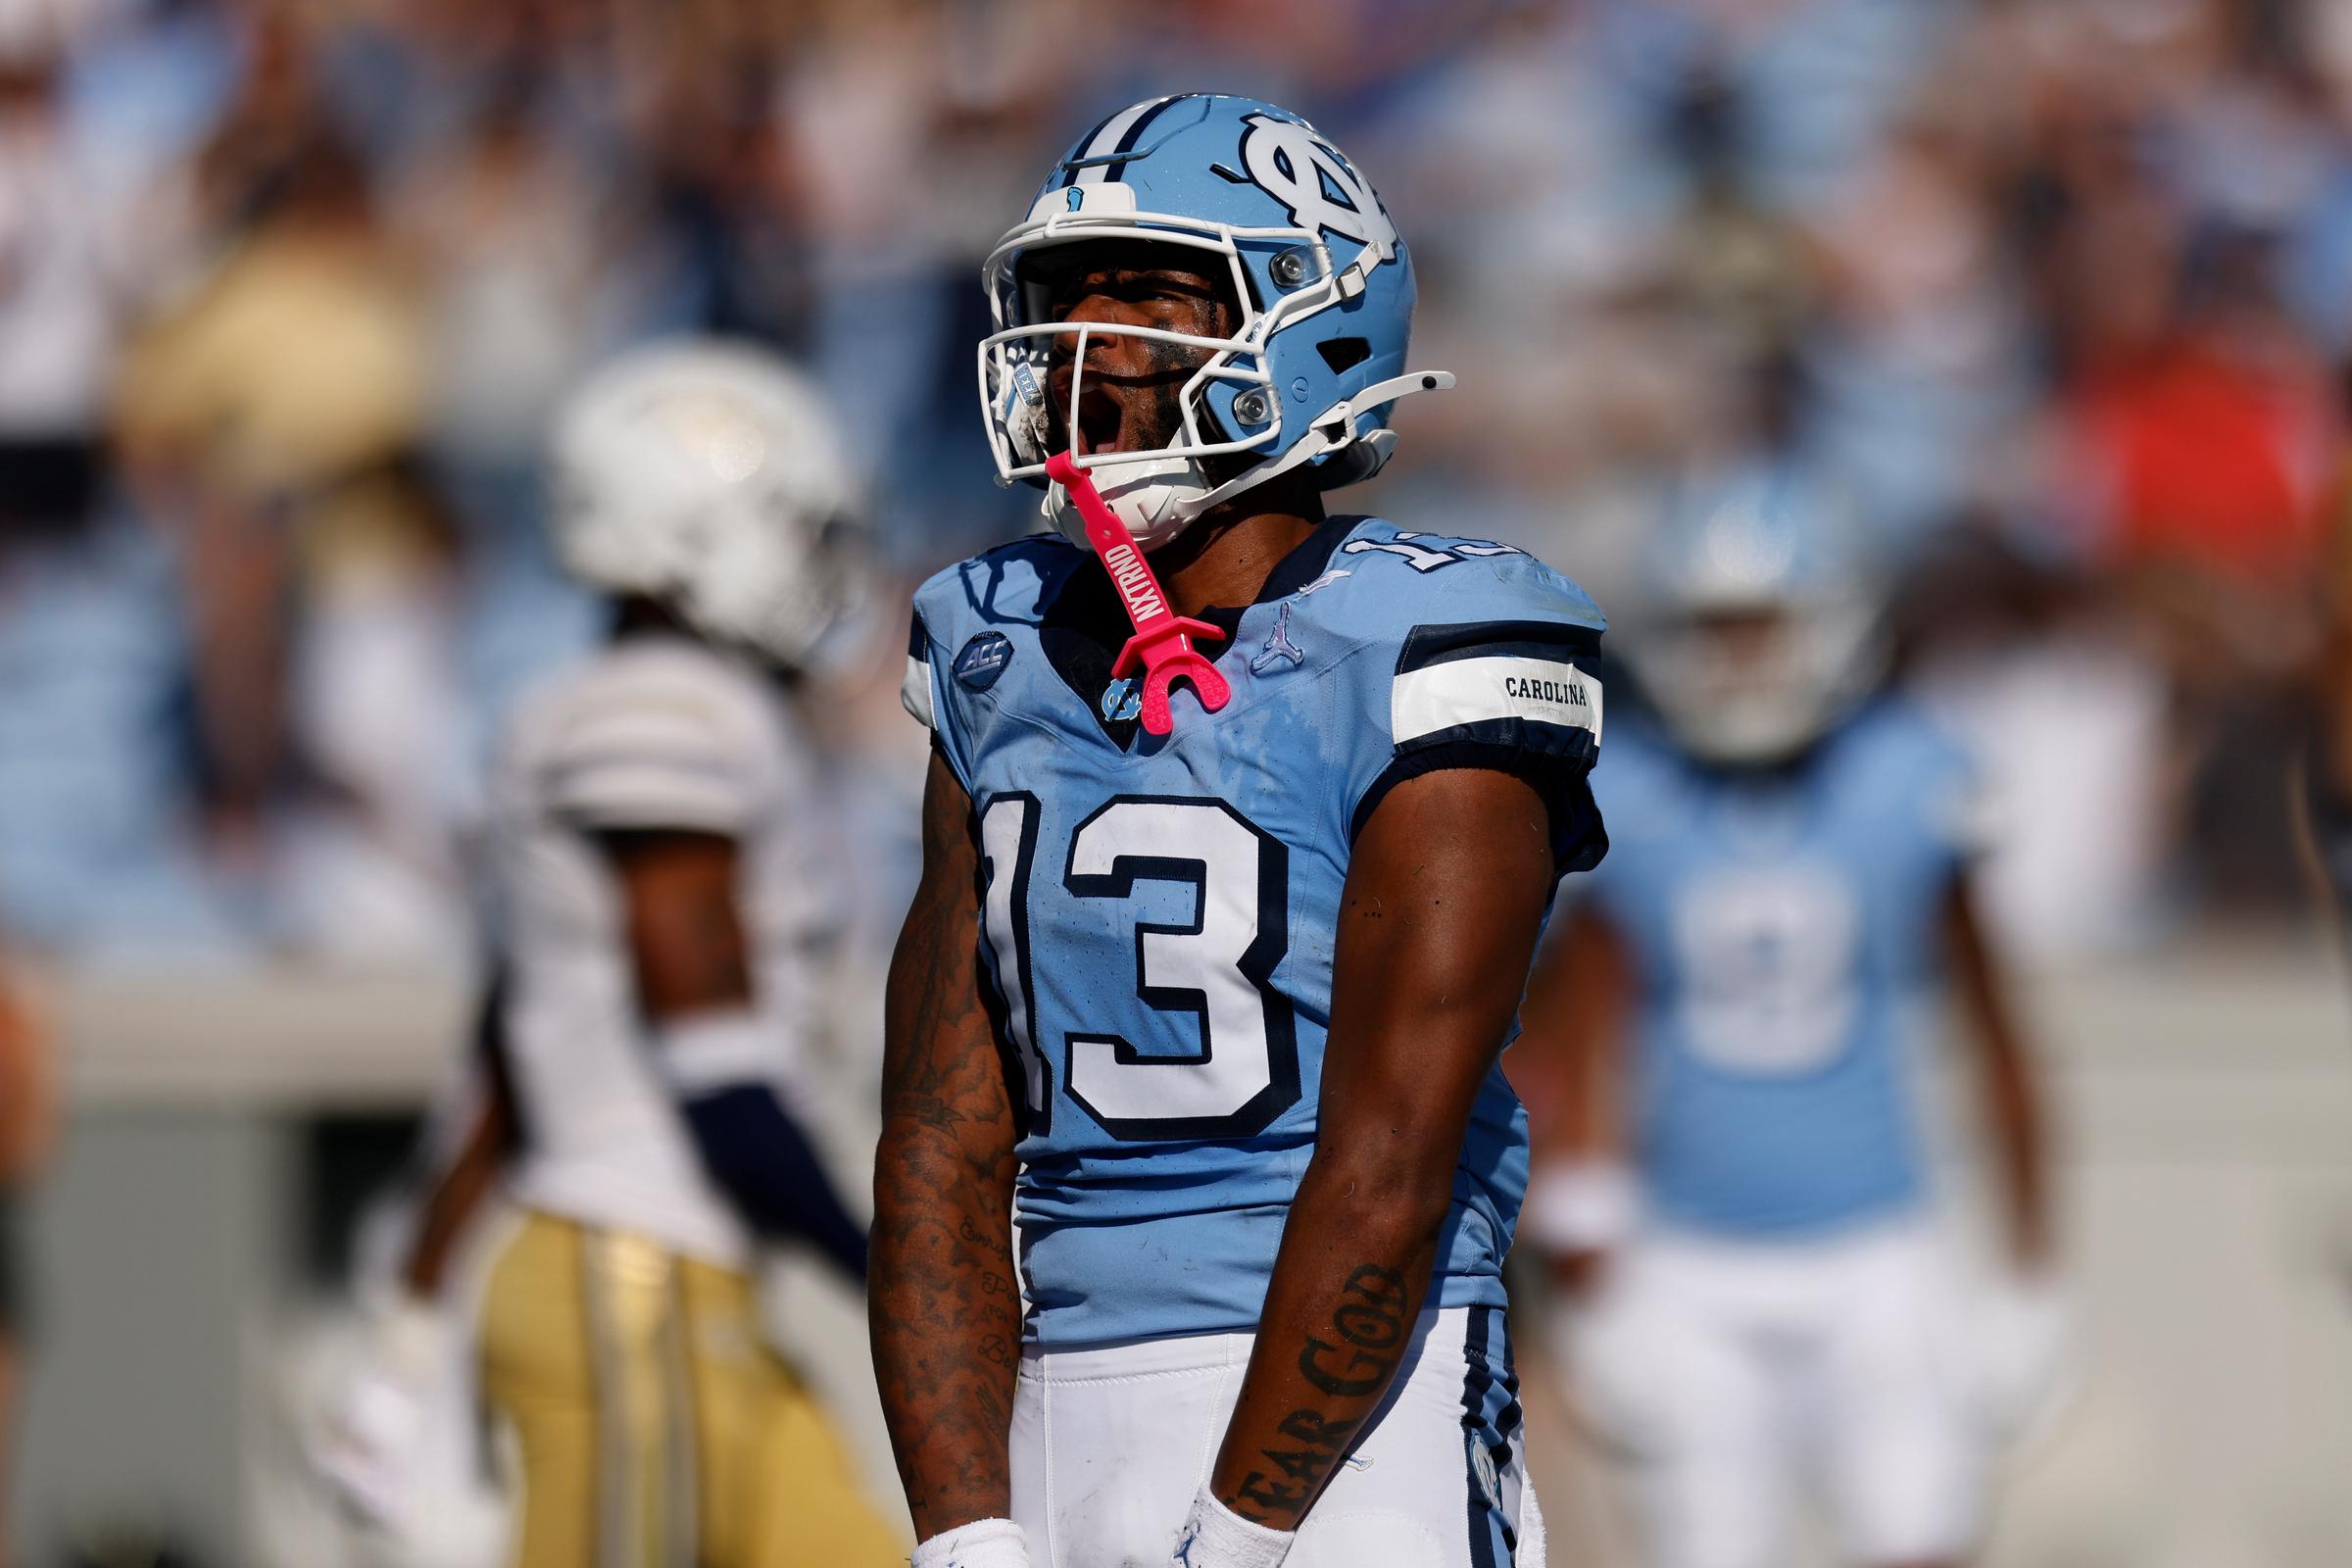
[
  {"left": 1631, "top": 595, "right": 1885, "bottom": 766},
  {"left": 979, "top": 204, "right": 1361, "bottom": 551}
]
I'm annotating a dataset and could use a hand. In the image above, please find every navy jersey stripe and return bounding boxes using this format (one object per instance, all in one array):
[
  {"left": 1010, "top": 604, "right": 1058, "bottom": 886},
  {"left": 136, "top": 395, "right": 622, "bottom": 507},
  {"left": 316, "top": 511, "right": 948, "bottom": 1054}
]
[
  {"left": 1350, "top": 726, "right": 1607, "bottom": 876},
  {"left": 1396, "top": 619, "right": 1603, "bottom": 675},
  {"left": 1461, "top": 1305, "right": 1499, "bottom": 1568}
]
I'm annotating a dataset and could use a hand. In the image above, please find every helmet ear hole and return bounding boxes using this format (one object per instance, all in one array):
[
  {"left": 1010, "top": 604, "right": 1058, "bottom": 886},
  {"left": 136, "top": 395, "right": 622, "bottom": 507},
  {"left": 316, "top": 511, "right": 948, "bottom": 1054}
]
[{"left": 1317, "top": 337, "right": 1370, "bottom": 374}]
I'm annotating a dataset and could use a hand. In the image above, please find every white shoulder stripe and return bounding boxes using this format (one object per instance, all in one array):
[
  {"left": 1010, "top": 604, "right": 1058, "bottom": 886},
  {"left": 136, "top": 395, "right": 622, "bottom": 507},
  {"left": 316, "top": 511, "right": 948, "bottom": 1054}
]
[
  {"left": 1394, "top": 655, "right": 1603, "bottom": 747},
  {"left": 901, "top": 654, "right": 936, "bottom": 731}
]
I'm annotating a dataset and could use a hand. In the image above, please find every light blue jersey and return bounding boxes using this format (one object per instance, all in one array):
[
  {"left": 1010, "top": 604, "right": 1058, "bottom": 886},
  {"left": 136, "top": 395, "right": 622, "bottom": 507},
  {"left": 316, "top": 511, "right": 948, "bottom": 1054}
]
[
  {"left": 905, "top": 518, "right": 1608, "bottom": 1345},
  {"left": 1585, "top": 703, "right": 1981, "bottom": 1238}
]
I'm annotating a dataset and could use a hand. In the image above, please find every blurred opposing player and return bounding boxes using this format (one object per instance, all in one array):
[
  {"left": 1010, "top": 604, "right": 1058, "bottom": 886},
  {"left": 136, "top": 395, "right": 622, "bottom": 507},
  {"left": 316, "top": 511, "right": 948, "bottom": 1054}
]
[
  {"left": 1517, "top": 467, "right": 2063, "bottom": 1568},
  {"left": 322, "top": 341, "right": 903, "bottom": 1568},
  {"left": 871, "top": 95, "right": 1607, "bottom": 1568}
]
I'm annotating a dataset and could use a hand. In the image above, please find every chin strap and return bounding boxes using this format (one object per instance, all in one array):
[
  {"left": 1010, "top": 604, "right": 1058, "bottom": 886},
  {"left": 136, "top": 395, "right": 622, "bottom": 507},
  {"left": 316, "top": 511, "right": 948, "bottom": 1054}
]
[
  {"left": 1046, "top": 451, "right": 1230, "bottom": 738},
  {"left": 1173, "top": 369, "right": 1455, "bottom": 520}
]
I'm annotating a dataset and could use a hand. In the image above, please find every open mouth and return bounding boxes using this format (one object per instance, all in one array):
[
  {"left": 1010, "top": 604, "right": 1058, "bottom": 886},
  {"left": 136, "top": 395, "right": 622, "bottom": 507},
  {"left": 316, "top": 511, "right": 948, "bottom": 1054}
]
[{"left": 1073, "top": 383, "right": 1125, "bottom": 457}]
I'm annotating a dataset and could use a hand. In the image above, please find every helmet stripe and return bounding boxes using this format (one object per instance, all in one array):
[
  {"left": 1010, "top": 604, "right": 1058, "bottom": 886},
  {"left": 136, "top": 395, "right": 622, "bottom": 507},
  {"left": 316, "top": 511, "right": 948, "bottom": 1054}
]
[{"left": 1063, "top": 93, "right": 1195, "bottom": 186}]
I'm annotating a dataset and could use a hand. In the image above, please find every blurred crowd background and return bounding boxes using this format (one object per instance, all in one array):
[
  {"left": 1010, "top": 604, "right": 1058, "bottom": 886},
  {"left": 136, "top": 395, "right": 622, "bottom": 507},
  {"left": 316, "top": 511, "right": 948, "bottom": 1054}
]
[
  {"left": 2, "top": 0, "right": 2351, "bottom": 1563},
  {"left": 0, "top": 0, "right": 2340, "bottom": 970}
]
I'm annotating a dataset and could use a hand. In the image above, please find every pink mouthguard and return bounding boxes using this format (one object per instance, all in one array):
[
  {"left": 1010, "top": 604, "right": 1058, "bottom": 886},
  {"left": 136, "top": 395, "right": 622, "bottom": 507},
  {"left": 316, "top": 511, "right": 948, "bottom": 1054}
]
[{"left": 1046, "top": 451, "right": 1230, "bottom": 736}]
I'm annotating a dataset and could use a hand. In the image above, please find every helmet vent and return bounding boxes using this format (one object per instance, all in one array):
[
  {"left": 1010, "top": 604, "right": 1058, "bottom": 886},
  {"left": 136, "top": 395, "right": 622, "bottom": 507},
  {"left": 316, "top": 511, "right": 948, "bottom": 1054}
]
[{"left": 1317, "top": 337, "right": 1371, "bottom": 374}]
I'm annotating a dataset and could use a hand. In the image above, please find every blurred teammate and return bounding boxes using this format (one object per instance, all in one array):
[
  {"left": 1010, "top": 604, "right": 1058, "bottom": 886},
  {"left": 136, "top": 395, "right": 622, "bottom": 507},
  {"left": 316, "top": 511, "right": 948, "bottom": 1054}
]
[
  {"left": 872, "top": 95, "right": 1607, "bottom": 1568},
  {"left": 321, "top": 341, "right": 901, "bottom": 1568},
  {"left": 0, "top": 953, "right": 51, "bottom": 1567},
  {"left": 1517, "top": 468, "right": 2062, "bottom": 1568}
]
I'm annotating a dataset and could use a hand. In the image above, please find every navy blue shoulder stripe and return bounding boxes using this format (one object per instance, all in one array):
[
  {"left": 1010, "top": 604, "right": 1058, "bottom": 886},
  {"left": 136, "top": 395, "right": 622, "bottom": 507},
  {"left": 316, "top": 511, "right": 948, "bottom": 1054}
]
[{"left": 1396, "top": 619, "right": 1603, "bottom": 675}]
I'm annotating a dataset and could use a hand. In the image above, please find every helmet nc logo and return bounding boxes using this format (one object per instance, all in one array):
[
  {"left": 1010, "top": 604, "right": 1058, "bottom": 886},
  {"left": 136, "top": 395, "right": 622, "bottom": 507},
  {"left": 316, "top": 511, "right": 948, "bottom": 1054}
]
[{"left": 1239, "top": 113, "right": 1396, "bottom": 262}]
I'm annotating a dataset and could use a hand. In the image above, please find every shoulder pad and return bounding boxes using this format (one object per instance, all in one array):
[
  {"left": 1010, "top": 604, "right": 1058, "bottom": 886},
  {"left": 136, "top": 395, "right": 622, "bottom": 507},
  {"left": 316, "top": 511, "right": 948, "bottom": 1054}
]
[{"left": 527, "top": 650, "right": 770, "bottom": 834}]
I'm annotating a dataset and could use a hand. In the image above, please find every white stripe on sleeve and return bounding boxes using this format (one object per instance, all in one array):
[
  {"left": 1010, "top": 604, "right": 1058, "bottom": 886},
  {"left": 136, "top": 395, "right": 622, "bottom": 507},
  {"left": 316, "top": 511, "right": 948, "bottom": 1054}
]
[
  {"left": 1392, "top": 656, "right": 1602, "bottom": 747},
  {"left": 900, "top": 654, "right": 936, "bottom": 730}
]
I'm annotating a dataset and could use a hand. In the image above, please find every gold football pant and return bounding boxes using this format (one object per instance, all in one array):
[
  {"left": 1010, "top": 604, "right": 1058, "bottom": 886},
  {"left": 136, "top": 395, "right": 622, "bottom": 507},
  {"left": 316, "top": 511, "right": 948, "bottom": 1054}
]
[{"left": 479, "top": 1211, "right": 903, "bottom": 1568}]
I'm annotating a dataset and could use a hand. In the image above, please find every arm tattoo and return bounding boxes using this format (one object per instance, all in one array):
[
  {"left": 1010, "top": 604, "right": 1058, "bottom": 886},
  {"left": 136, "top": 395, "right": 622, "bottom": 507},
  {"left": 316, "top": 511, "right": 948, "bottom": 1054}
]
[
  {"left": 1229, "top": 1264, "right": 1412, "bottom": 1525},
  {"left": 1212, "top": 765, "right": 1560, "bottom": 1535},
  {"left": 870, "top": 760, "right": 1026, "bottom": 1540}
]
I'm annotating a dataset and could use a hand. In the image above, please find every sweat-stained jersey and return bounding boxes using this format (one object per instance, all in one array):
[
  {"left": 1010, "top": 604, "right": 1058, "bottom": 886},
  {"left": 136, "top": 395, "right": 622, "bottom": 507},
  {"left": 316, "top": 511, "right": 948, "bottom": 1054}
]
[
  {"left": 903, "top": 517, "right": 1609, "bottom": 1345},
  {"left": 1581, "top": 704, "right": 1984, "bottom": 1238}
]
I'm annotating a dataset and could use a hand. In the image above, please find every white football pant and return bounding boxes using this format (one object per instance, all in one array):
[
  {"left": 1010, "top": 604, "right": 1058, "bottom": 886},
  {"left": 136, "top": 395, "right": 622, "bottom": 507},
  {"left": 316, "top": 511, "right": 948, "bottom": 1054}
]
[
  {"left": 1012, "top": 1304, "right": 1545, "bottom": 1567},
  {"left": 1562, "top": 1221, "right": 2019, "bottom": 1568}
]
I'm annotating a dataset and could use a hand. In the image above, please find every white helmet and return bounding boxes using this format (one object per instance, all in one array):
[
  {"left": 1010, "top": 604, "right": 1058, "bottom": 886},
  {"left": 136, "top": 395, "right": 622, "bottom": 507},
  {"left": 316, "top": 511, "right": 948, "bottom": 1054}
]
[
  {"left": 1625, "top": 463, "right": 1886, "bottom": 766},
  {"left": 550, "top": 340, "right": 869, "bottom": 670}
]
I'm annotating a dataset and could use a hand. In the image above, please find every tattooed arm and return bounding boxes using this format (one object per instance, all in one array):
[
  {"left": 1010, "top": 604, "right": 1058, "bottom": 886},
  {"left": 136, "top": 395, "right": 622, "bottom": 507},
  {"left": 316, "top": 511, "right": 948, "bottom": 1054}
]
[
  {"left": 871, "top": 752, "right": 1025, "bottom": 1539},
  {"left": 1205, "top": 765, "right": 1558, "bottom": 1530}
]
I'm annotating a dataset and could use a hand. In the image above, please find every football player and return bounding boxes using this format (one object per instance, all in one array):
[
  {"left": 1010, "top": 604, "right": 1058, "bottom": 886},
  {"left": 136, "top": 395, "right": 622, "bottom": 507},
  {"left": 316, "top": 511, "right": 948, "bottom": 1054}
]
[
  {"left": 325, "top": 340, "right": 904, "bottom": 1568},
  {"left": 1515, "top": 466, "right": 2063, "bottom": 1568},
  {"left": 870, "top": 95, "right": 1608, "bottom": 1568}
]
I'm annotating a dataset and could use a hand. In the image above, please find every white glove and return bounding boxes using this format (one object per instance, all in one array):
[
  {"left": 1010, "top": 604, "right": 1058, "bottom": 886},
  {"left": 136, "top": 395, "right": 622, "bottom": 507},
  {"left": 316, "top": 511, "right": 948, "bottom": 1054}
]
[
  {"left": 1546, "top": 1277, "right": 1678, "bottom": 1461},
  {"left": 1171, "top": 1489, "right": 1294, "bottom": 1568},
  {"left": 311, "top": 1297, "right": 455, "bottom": 1525},
  {"left": 911, "top": 1517, "right": 1034, "bottom": 1568},
  {"left": 1974, "top": 1273, "right": 2077, "bottom": 1445}
]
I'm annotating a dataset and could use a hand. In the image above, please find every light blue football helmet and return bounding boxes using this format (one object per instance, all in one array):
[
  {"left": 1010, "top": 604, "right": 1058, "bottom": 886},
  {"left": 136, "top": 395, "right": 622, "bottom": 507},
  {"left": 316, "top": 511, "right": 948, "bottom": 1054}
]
[
  {"left": 1627, "top": 462, "right": 1887, "bottom": 765},
  {"left": 978, "top": 93, "right": 1452, "bottom": 549}
]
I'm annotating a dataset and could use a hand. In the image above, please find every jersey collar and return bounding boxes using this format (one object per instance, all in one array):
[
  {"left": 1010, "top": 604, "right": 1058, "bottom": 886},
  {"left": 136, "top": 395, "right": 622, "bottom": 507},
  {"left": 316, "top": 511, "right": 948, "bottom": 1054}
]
[{"left": 1039, "top": 514, "right": 1364, "bottom": 749}]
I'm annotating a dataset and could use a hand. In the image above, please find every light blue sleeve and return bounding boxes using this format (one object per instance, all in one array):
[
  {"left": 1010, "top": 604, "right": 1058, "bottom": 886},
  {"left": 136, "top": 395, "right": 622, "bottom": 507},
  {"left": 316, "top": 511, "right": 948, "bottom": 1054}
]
[
  {"left": 1904, "top": 710, "right": 1993, "bottom": 873},
  {"left": 1335, "top": 547, "right": 1612, "bottom": 874}
]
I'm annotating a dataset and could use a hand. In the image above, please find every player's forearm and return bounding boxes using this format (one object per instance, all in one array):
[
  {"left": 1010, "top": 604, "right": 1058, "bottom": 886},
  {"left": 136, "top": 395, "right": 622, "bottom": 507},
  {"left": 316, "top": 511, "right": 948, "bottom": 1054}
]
[
  {"left": 1944, "top": 881, "right": 2056, "bottom": 1269},
  {"left": 400, "top": 1129, "right": 504, "bottom": 1298},
  {"left": 870, "top": 1124, "right": 1021, "bottom": 1539},
  {"left": 1205, "top": 1142, "right": 1454, "bottom": 1529},
  {"left": 1204, "top": 767, "right": 1558, "bottom": 1531},
  {"left": 872, "top": 754, "right": 1027, "bottom": 1541},
  {"left": 0, "top": 974, "right": 51, "bottom": 1187},
  {"left": 1981, "top": 1039, "right": 2054, "bottom": 1268}
]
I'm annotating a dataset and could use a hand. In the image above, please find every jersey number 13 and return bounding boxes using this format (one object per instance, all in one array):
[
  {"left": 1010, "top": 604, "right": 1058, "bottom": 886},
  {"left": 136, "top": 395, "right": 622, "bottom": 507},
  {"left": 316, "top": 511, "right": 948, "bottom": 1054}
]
[{"left": 976, "top": 795, "right": 1301, "bottom": 1142}]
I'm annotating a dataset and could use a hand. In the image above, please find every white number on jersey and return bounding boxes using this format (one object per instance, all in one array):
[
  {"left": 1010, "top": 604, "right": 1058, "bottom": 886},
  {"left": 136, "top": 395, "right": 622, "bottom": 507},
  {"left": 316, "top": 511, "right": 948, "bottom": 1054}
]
[
  {"left": 1340, "top": 531, "right": 1523, "bottom": 573},
  {"left": 975, "top": 794, "right": 1299, "bottom": 1141},
  {"left": 1671, "top": 866, "right": 1860, "bottom": 1075},
  {"left": 977, "top": 793, "right": 1051, "bottom": 1123}
]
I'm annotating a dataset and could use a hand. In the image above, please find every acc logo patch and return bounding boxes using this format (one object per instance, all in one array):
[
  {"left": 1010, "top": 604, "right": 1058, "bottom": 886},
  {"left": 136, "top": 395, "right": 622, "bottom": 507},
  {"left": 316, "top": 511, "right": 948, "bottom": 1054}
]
[{"left": 955, "top": 631, "right": 1015, "bottom": 691}]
